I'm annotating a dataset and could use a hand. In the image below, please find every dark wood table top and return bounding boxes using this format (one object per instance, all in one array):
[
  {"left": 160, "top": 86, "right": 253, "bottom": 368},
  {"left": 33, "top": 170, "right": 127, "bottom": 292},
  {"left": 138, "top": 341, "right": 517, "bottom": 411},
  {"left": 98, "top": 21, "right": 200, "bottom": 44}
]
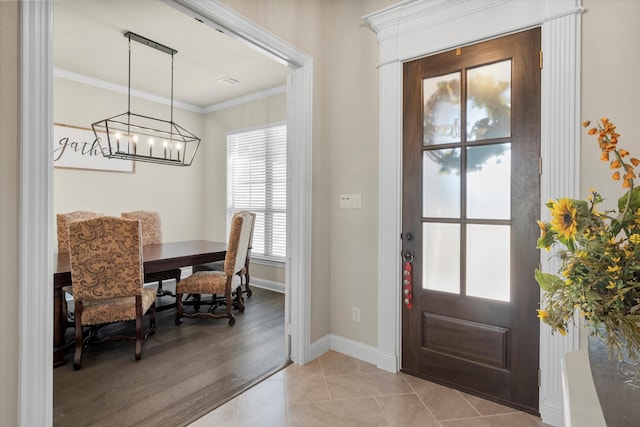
[{"left": 54, "top": 239, "right": 227, "bottom": 285}]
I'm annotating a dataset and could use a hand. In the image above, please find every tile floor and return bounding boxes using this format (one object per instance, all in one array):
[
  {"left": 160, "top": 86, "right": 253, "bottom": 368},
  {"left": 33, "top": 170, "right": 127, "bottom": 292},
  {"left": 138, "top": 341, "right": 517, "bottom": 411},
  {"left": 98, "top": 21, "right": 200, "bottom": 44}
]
[{"left": 189, "top": 350, "right": 551, "bottom": 427}]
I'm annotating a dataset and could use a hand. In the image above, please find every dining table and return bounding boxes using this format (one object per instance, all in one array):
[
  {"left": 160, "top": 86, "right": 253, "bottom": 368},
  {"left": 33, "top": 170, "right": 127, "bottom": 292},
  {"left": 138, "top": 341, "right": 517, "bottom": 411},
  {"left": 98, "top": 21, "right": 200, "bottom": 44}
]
[{"left": 53, "top": 239, "right": 227, "bottom": 368}]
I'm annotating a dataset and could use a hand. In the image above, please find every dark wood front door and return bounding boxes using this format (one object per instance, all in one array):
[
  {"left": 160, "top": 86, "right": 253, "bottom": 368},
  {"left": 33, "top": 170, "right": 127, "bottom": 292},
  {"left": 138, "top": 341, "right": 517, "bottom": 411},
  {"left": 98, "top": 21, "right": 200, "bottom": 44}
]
[{"left": 401, "top": 28, "right": 541, "bottom": 414}]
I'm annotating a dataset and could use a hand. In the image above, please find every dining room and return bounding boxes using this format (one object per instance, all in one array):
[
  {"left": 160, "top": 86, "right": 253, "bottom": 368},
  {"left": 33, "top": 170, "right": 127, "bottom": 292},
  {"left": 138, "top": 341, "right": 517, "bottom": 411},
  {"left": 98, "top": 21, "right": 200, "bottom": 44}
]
[{"left": 52, "top": 0, "right": 291, "bottom": 424}]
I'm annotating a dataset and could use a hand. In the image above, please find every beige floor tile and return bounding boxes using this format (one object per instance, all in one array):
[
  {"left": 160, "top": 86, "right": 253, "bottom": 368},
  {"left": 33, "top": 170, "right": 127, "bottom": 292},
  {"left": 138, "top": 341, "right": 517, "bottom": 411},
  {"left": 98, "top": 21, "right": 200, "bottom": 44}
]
[
  {"left": 460, "top": 392, "right": 520, "bottom": 416},
  {"left": 288, "top": 397, "right": 388, "bottom": 427},
  {"left": 355, "top": 358, "right": 381, "bottom": 373},
  {"left": 318, "top": 350, "right": 361, "bottom": 376},
  {"left": 285, "top": 364, "right": 331, "bottom": 404},
  {"left": 325, "top": 371, "right": 413, "bottom": 399},
  {"left": 376, "top": 394, "right": 440, "bottom": 427},
  {"left": 403, "top": 376, "right": 479, "bottom": 421},
  {"left": 236, "top": 378, "right": 287, "bottom": 427},
  {"left": 439, "top": 412, "right": 546, "bottom": 426},
  {"left": 188, "top": 395, "right": 240, "bottom": 427}
]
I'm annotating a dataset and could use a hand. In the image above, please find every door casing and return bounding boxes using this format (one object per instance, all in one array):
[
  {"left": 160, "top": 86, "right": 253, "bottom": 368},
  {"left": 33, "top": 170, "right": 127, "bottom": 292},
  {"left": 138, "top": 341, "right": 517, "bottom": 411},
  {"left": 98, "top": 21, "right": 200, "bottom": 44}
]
[{"left": 365, "top": 1, "right": 583, "bottom": 425}]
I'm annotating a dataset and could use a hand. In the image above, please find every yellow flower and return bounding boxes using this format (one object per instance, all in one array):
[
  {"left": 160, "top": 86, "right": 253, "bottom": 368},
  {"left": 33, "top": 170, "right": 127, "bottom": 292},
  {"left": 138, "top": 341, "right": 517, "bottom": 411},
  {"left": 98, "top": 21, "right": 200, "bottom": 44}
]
[
  {"left": 536, "top": 309, "right": 549, "bottom": 319},
  {"left": 558, "top": 327, "right": 567, "bottom": 336},
  {"left": 536, "top": 220, "right": 547, "bottom": 233},
  {"left": 607, "top": 281, "right": 616, "bottom": 289},
  {"left": 607, "top": 265, "right": 620, "bottom": 273},
  {"left": 550, "top": 198, "right": 578, "bottom": 240},
  {"left": 630, "top": 234, "right": 640, "bottom": 244}
]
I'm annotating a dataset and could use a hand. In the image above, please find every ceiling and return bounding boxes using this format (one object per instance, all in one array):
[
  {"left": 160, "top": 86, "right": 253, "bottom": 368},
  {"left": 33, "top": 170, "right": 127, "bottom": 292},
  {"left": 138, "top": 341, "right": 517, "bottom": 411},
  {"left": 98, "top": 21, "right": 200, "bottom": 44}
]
[{"left": 54, "top": 0, "right": 291, "bottom": 110}]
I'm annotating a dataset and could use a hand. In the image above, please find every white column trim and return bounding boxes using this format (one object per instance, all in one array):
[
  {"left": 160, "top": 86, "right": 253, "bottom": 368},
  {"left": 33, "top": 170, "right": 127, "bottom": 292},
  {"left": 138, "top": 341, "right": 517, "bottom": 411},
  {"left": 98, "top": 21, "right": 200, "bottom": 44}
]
[
  {"left": 365, "top": 1, "right": 583, "bottom": 425},
  {"left": 21, "top": 1, "right": 313, "bottom": 425},
  {"left": 20, "top": 1, "right": 54, "bottom": 426}
]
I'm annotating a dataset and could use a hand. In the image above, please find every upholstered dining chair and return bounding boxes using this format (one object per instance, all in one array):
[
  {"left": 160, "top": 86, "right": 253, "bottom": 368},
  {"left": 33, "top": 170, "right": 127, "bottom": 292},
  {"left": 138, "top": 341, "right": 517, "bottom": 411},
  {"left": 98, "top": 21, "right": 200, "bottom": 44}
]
[
  {"left": 57, "top": 210, "right": 104, "bottom": 253},
  {"left": 57, "top": 210, "right": 104, "bottom": 323},
  {"left": 121, "top": 211, "right": 182, "bottom": 297},
  {"left": 69, "top": 216, "right": 156, "bottom": 370},
  {"left": 175, "top": 211, "right": 254, "bottom": 326},
  {"left": 192, "top": 211, "right": 256, "bottom": 298}
]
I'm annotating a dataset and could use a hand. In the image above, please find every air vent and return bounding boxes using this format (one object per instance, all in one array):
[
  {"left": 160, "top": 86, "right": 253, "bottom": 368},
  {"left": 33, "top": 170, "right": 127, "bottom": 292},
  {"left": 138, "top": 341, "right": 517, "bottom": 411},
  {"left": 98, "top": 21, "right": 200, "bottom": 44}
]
[{"left": 217, "top": 76, "right": 240, "bottom": 86}]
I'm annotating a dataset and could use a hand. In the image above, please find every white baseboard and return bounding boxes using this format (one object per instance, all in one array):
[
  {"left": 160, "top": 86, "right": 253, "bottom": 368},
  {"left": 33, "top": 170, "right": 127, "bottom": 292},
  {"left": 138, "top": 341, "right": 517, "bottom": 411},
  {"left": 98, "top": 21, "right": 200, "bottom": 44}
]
[
  {"left": 250, "top": 277, "right": 285, "bottom": 294},
  {"left": 540, "top": 400, "right": 564, "bottom": 427},
  {"left": 310, "top": 335, "right": 331, "bottom": 361},
  {"left": 309, "top": 334, "right": 381, "bottom": 368}
]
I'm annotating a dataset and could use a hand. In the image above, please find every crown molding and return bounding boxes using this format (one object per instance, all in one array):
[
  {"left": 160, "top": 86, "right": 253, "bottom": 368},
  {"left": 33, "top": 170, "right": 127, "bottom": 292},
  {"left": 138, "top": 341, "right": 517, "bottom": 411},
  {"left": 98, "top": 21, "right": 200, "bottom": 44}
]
[{"left": 55, "top": 68, "right": 287, "bottom": 114}]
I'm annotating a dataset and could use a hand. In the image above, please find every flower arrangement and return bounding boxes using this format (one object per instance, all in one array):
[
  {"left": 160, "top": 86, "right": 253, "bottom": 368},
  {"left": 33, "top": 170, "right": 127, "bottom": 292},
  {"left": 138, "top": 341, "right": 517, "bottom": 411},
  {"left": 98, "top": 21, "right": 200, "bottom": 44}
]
[{"left": 535, "top": 118, "right": 640, "bottom": 360}]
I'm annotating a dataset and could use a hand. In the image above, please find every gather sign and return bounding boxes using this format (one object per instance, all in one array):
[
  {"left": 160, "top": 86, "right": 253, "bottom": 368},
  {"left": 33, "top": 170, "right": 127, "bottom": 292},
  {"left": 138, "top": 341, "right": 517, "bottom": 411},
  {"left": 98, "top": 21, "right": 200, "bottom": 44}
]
[{"left": 53, "top": 124, "right": 133, "bottom": 172}]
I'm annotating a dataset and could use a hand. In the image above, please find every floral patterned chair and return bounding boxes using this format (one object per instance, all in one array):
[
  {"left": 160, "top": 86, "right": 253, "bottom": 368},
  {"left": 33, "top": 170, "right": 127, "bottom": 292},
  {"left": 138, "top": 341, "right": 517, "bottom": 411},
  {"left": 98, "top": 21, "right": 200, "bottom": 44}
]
[
  {"left": 69, "top": 216, "right": 157, "bottom": 370},
  {"left": 121, "top": 211, "right": 182, "bottom": 298},
  {"left": 175, "top": 211, "right": 254, "bottom": 326},
  {"left": 56, "top": 210, "right": 104, "bottom": 253},
  {"left": 192, "top": 211, "right": 256, "bottom": 298},
  {"left": 56, "top": 211, "right": 104, "bottom": 323}
]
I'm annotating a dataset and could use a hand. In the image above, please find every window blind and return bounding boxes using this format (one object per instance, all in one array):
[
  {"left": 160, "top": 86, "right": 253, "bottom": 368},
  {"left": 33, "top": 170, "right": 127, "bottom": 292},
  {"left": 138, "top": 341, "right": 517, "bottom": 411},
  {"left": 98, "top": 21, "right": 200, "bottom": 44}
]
[{"left": 227, "top": 123, "right": 287, "bottom": 263}]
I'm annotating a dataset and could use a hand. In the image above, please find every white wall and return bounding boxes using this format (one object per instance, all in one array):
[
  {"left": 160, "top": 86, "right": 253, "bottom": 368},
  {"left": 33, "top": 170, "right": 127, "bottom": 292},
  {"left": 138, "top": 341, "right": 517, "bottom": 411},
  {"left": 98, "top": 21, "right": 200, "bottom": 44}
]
[{"left": 53, "top": 77, "right": 205, "bottom": 244}]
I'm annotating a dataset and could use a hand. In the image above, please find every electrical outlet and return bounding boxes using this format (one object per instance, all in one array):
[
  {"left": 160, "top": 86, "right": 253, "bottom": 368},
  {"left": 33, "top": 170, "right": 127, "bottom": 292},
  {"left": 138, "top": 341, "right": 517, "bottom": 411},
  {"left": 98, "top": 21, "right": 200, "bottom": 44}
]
[{"left": 352, "top": 306, "right": 361, "bottom": 322}]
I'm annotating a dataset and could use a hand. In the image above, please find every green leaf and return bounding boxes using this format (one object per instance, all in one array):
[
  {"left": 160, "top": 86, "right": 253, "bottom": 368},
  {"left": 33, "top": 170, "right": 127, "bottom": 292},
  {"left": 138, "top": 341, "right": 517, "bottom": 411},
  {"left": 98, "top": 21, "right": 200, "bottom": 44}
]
[
  {"left": 618, "top": 187, "right": 640, "bottom": 214},
  {"left": 535, "top": 270, "right": 564, "bottom": 292},
  {"left": 537, "top": 233, "right": 555, "bottom": 249}
]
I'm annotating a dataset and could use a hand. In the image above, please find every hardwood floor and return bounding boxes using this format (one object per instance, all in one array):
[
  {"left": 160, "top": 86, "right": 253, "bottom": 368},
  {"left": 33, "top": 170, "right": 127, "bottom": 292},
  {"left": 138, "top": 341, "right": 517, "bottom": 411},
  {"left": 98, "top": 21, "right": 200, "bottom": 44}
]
[{"left": 53, "top": 286, "right": 288, "bottom": 427}]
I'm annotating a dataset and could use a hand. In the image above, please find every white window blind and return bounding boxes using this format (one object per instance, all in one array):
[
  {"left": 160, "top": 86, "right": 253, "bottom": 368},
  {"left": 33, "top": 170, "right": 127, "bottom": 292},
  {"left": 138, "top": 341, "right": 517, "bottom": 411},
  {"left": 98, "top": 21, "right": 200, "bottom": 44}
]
[{"left": 227, "top": 123, "right": 287, "bottom": 263}]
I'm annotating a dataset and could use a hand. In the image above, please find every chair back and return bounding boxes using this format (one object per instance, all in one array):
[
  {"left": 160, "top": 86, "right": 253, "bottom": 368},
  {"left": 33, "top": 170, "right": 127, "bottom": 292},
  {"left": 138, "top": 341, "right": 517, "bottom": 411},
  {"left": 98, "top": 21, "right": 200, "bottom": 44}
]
[
  {"left": 224, "top": 211, "right": 254, "bottom": 276},
  {"left": 121, "top": 211, "right": 162, "bottom": 245},
  {"left": 69, "top": 217, "right": 144, "bottom": 301},
  {"left": 56, "top": 210, "right": 103, "bottom": 253}
]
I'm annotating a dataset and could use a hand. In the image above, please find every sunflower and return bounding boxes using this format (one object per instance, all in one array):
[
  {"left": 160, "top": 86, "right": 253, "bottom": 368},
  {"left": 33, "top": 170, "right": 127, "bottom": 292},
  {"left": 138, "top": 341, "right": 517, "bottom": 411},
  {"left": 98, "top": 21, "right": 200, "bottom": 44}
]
[{"left": 550, "top": 198, "right": 578, "bottom": 240}]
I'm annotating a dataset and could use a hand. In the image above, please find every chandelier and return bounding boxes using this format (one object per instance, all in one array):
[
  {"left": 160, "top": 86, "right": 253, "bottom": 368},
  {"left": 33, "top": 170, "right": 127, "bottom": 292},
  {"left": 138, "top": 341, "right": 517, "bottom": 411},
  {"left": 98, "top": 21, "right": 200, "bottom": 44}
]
[{"left": 92, "top": 32, "right": 200, "bottom": 166}]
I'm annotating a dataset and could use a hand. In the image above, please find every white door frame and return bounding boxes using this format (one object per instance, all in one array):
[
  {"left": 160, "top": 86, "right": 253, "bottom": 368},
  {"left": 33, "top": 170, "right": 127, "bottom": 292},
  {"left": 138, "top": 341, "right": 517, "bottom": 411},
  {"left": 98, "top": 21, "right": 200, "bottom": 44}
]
[
  {"left": 19, "top": 1, "right": 312, "bottom": 425},
  {"left": 365, "top": 1, "right": 582, "bottom": 425}
]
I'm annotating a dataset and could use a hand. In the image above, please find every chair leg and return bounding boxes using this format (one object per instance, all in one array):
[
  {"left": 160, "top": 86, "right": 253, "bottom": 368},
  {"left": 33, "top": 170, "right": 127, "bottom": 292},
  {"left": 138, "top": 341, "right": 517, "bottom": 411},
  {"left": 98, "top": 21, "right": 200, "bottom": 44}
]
[
  {"left": 73, "top": 301, "right": 84, "bottom": 370},
  {"left": 175, "top": 292, "right": 183, "bottom": 325},
  {"left": 236, "top": 289, "right": 245, "bottom": 313},
  {"left": 135, "top": 296, "right": 143, "bottom": 360},
  {"left": 149, "top": 304, "right": 156, "bottom": 335},
  {"left": 225, "top": 282, "right": 236, "bottom": 326},
  {"left": 244, "top": 272, "right": 252, "bottom": 297}
]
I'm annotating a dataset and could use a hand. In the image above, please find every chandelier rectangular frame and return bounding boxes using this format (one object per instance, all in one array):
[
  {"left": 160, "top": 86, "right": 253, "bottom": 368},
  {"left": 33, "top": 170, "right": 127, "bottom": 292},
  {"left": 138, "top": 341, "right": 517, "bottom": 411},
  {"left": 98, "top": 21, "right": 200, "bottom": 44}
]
[{"left": 92, "top": 31, "right": 201, "bottom": 166}]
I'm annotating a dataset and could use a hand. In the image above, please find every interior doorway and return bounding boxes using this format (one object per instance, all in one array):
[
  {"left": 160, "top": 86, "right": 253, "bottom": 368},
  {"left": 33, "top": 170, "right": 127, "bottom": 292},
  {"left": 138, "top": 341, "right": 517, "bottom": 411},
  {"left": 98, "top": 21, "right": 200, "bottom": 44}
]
[{"left": 19, "top": 1, "right": 312, "bottom": 425}]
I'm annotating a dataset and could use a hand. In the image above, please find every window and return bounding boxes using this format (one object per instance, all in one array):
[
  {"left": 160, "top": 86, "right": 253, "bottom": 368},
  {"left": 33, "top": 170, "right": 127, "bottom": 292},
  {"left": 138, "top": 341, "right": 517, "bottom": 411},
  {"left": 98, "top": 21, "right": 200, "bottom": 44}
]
[{"left": 227, "top": 122, "right": 286, "bottom": 263}]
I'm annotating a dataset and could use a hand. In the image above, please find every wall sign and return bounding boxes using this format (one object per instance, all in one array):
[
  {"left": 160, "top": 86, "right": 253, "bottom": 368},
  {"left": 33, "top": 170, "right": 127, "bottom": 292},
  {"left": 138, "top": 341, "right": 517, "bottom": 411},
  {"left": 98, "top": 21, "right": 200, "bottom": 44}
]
[{"left": 53, "top": 124, "right": 134, "bottom": 172}]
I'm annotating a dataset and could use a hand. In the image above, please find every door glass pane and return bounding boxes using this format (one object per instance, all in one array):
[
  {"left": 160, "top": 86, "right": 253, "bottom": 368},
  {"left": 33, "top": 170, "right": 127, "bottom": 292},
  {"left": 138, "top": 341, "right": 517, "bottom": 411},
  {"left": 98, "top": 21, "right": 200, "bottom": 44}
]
[
  {"left": 467, "top": 143, "right": 511, "bottom": 219},
  {"left": 423, "top": 149, "right": 460, "bottom": 218},
  {"left": 467, "top": 60, "right": 511, "bottom": 141},
  {"left": 423, "top": 223, "right": 460, "bottom": 294},
  {"left": 423, "top": 72, "right": 461, "bottom": 145},
  {"left": 467, "top": 224, "right": 510, "bottom": 302}
]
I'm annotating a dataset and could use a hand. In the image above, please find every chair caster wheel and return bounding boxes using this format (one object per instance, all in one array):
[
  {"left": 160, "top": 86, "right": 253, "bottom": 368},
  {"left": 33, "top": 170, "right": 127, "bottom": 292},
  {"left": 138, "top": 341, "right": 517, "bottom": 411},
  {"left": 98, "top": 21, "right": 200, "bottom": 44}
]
[{"left": 175, "top": 318, "right": 183, "bottom": 325}]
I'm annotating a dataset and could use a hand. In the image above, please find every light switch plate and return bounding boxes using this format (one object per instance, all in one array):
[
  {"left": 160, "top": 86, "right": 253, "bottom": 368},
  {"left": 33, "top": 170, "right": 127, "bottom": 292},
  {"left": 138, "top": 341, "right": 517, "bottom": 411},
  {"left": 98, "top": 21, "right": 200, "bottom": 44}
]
[{"left": 340, "top": 194, "right": 361, "bottom": 209}]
